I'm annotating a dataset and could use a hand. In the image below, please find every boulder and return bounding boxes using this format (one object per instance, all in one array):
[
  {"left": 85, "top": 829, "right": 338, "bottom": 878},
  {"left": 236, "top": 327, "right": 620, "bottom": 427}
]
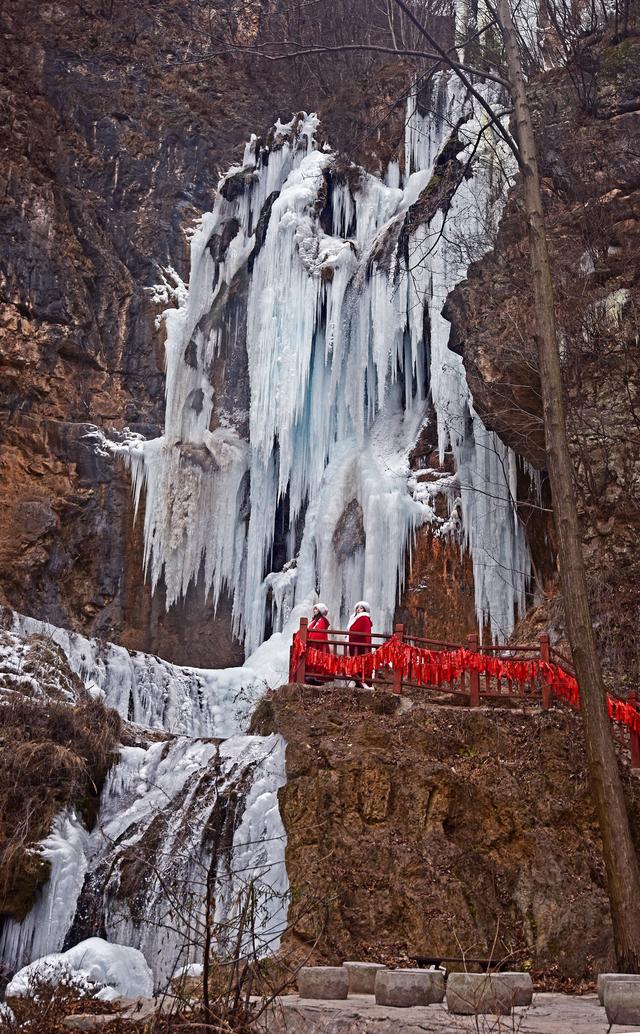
[
  {"left": 604, "top": 978, "right": 640, "bottom": 1025},
  {"left": 446, "top": 972, "right": 532, "bottom": 1015},
  {"left": 374, "top": 968, "right": 445, "bottom": 1007},
  {"left": 343, "top": 961, "right": 386, "bottom": 994},
  {"left": 597, "top": 972, "right": 640, "bottom": 1005},
  {"left": 297, "top": 966, "right": 349, "bottom": 1000}
]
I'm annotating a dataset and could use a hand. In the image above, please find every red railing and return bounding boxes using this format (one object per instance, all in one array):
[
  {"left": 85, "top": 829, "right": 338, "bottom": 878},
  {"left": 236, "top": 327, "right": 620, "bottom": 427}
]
[{"left": 288, "top": 618, "right": 640, "bottom": 769}]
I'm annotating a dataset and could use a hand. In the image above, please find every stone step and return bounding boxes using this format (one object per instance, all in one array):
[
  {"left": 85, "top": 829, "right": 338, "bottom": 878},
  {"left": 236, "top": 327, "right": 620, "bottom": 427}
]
[
  {"left": 374, "top": 968, "right": 445, "bottom": 1007},
  {"left": 343, "top": 961, "right": 387, "bottom": 994},
  {"left": 298, "top": 966, "right": 349, "bottom": 1000}
]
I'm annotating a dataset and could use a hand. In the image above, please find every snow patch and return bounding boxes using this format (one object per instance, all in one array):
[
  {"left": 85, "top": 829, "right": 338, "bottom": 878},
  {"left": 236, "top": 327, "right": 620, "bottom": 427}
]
[{"left": 5, "top": 938, "right": 153, "bottom": 1003}]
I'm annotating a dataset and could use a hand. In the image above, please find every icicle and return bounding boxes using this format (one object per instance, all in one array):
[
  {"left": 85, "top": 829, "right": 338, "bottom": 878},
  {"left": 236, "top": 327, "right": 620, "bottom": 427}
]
[{"left": 113, "top": 76, "right": 531, "bottom": 653}]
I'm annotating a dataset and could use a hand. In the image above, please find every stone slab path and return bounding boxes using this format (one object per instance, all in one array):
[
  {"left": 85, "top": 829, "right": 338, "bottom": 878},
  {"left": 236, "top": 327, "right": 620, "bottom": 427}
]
[{"left": 261, "top": 991, "right": 640, "bottom": 1033}]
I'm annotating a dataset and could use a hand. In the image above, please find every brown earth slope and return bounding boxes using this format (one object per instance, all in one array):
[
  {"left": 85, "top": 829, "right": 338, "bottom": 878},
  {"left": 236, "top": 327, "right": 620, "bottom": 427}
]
[{"left": 253, "top": 683, "right": 640, "bottom": 981}]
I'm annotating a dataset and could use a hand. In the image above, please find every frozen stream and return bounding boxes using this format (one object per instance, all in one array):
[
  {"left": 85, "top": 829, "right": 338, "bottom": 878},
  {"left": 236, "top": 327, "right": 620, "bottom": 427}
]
[{"left": 0, "top": 613, "right": 291, "bottom": 989}]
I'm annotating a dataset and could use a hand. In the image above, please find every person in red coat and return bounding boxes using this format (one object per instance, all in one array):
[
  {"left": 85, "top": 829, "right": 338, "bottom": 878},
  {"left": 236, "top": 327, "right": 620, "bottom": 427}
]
[
  {"left": 306, "top": 603, "right": 331, "bottom": 685},
  {"left": 347, "top": 601, "right": 372, "bottom": 656},
  {"left": 308, "top": 603, "right": 330, "bottom": 652}
]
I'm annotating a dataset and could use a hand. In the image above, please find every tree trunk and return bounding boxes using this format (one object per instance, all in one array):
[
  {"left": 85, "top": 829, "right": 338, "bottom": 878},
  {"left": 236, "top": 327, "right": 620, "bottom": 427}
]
[{"left": 496, "top": 0, "right": 640, "bottom": 969}]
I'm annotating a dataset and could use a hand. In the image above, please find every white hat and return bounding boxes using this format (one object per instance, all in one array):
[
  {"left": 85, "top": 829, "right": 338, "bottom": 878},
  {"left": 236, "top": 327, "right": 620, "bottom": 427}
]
[
  {"left": 314, "top": 602, "right": 329, "bottom": 616},
  {"left": 354, "top": 600, "right": 371, "bottom": 613}
]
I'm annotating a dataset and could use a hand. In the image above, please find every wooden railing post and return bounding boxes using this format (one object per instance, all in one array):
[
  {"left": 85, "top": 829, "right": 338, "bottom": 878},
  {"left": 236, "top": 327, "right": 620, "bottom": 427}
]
[
  {"left": 393, "top": 623, "right": 404, "bottom": 695},
  {"left": 628, "top": 692, "right": 640, "bottom": 770},
  {"left": 539, "top": 633, "right": 552, "bottom": 708},
  {"left": 467, "top": 633, "right": 480, "bottom": 707},
  {"left": 295, "top": 617, "right": 308, "bottom": 685}
]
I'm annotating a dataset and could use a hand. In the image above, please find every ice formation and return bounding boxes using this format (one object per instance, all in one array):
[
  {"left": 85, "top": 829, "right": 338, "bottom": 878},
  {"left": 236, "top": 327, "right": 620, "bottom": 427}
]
[
  {"left": 1, "top": 66, "right": 537, "bottom": 1000},
  {"left": 8, "top": 611, "right": 268, "bottom": 737},
  {"left": 0, "top": 616, "right": 289, "bottom": 989},
  {"left": 118, "top": 77, "right": 531, "bottom": 649}
]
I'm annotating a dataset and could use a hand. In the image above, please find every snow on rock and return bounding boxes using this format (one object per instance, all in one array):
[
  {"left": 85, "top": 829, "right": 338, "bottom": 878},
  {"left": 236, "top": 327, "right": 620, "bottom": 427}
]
[
  {"left": 9, "top": 611, "right": 271, "bottom": 736},
  {"left": 0, "top": 629, "right": 82, "bottom": 704},
  {"left": 5, "top": 938, "right": 153, "bottom": 1003}
]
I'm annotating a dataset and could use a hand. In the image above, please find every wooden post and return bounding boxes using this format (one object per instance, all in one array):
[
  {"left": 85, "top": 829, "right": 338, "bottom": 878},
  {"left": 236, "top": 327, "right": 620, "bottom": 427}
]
[
  {"left": 467, "top": 632, "right": 480, "bottom": 707},
  {"left": 539, "top": 633, "right": 552, "bottom": 708},
  {"left": 393, "top": 623, "right": 404, "bottom": 695},
  {"left": 295, "top": 617, "right": 308, "bottom": 685},
  {"left": 629, "top": 693, "right": 640, "bottom": 771}
]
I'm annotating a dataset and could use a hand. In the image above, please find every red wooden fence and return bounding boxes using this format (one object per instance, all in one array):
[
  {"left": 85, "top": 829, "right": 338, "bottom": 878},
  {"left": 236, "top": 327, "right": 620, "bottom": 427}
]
[{"left": 289, "top": 618, "right": 640, "bottom": 768}]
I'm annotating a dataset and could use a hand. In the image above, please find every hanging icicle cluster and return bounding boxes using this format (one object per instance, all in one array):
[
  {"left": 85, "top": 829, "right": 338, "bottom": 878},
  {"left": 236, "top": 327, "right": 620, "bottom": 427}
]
[{"left": 123, "top": 79, "right": 532, "bottom": 653}]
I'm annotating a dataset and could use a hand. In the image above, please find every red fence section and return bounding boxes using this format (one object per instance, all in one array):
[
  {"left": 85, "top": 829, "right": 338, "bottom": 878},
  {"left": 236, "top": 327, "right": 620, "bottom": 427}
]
[{"left": 289, "top": 618, "right": 640, "bottom": 768}]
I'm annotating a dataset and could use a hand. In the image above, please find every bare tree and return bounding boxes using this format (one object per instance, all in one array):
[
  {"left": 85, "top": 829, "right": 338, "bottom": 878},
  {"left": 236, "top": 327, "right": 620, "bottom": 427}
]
[
  {"left": 387, "top": 0, "right": 640, "bottom": 968},
  {"left": 200, "top": 0, "right": 640, "bottom": 970}
]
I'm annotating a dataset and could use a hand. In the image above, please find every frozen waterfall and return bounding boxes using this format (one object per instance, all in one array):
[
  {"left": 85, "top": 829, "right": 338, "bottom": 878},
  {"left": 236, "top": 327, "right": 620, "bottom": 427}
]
[
  {"left": 0, "top": 615, "right": 289, "bottom": 988},
  {"left": 121, "top": 76, "right": 531, "bottom": 650}
]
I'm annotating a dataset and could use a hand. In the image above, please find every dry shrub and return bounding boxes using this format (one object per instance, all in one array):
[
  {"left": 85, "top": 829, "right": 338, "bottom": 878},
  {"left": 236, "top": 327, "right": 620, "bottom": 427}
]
[{"left": 0, "top": 633, "right": 121, "bottom": 918}]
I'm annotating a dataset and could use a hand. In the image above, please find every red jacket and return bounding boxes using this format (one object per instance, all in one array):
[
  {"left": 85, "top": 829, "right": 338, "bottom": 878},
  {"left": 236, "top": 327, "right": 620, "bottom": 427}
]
[
  {"left": 348, "top": 614, "right": 372, "bottom": 656},
  {"left": 308, "top": 614, "right": 330, "bottom": 653}
]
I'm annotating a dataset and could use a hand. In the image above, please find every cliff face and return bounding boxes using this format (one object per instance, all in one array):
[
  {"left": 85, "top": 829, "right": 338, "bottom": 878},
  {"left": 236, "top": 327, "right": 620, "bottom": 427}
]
[
  {"left": 4, "top": 1, "right": 638, "bottom": 669},
  {"left": 445, "top": 38, "right": 640, "bottom": 679},
  {"left": 0, "top": 1, "right": 421, "bottom": 663},
  {"left": 1, "top": 1, "right": 269, "bottom": 663},
  {"left": 253, "top": 683, "right": 640, "bottom": 980}
]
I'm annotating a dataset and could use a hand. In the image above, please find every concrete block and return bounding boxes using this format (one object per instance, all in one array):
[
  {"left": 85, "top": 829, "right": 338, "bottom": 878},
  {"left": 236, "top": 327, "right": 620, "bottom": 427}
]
[
  {"left": 374, "top": 968, "right": 445, "bottom": 1007},
  {"left": 597, "top": 972, "right": 640, "bottom": 1005},
  {"left": 604, "top": 978, "right": 640, "bottom": 1025},
  {"left": 493, "top": 972, "right": 534, "bottom": 1006},
  {"left": 297, "top": 966, "right": 349, "bottom": 1000},
  {"left": 343, "top": 961, "right": 386, "bottom": 994},
  {"left": 446, "top": 972, "right": 531, "bottom": 1014}
]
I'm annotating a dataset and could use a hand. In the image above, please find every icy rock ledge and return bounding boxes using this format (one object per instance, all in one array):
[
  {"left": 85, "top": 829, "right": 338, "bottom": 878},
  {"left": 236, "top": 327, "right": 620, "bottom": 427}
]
[{"left": 5, "top": 938, "right": 153, "bottom": 1004}]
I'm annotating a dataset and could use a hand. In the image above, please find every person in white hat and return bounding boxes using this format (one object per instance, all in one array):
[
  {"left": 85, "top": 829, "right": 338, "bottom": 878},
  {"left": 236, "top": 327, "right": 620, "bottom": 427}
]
[
  {"left": 308, "top": 603, "right": 330, "bottom": 650},
  {"left": 347, "top": 601, "right": 372, "bottom": 656}
]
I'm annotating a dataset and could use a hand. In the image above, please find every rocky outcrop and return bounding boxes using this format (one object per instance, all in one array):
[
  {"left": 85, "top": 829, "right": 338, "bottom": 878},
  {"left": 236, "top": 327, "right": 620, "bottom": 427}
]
[
  {"left": 445, "top": 37, "right": 640, "bottom": 679},
  {"left": 253, "top": 683, "right": 640, "bottom": 980},
  {"left": 0, "top": 1, "right": 416, "bottom": 664}
]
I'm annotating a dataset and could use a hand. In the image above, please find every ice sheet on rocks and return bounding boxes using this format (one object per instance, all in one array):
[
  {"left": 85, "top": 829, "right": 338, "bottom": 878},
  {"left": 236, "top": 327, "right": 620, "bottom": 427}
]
[
  {"left": 8, "top": 611, "right": 272, "bottom": 737},
  {"left": 0, "top": 813, "right": 89, "bottom": 971},
  {"left": 1, "top": 735, "right": 288, "bottom": 988},
  {"left": 103, "top": 75, "right": 533, "bottom": 654},
  {"left": 84, "top": 732, "right": 288, "bottom": 988},
  {"left": 5, "top": 937, "right": 153, "bottom": 1003}
]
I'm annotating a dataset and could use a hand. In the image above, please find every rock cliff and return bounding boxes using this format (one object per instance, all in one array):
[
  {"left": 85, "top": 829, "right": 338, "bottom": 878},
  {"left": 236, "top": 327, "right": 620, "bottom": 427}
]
[
  {"left": 445, "top": 37, "right": 640, "bottom": 680},
  {"left": 253, "top": 683, "right": 640, "bottom": 981},
  {"left": 0, "top": 0, "right": 417, "bottom": 663}
]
